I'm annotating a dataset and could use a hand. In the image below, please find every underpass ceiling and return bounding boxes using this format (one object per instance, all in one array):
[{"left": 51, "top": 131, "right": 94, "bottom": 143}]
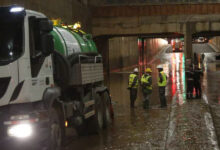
[{"left": 89, "top": 0, "right": 220, "bottom": 6}]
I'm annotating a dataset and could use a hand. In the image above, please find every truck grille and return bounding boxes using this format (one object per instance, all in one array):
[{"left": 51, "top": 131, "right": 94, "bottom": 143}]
[{"left": 0, "top": 77, "right": 10, "bottom": 99}]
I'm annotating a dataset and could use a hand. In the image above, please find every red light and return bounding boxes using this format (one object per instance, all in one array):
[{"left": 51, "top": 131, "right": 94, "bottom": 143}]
[{"left": 138, "top": 41, "right": 142, "bottom": 49}]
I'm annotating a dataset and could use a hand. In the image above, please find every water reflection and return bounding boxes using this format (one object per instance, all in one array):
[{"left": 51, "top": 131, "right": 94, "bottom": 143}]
[
  {"left": 63, "top": 44, "right": 220, "bottom": 150},
  {"left": 170, "top": 53, "right": 186, "bottom": 105},
  {"left": 64, "top": 48, "right": 189, "bottom": 150}
]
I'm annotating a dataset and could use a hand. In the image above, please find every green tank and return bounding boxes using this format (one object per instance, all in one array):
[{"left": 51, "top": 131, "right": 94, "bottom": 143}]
[
  {"left": 51, "top": 26, "right": 98, "bottom": 56},
  {"left": 51, "top": 26, "right": 102, "bottom": 88}
]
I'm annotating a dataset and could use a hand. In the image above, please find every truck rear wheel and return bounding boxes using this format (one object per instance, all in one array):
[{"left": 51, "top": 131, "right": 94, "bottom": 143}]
[
  {"left": 75, "top": 122, "right": 87, "bottom": 136},
  {"left": 48, "top": 107, "right": 63, "bottom": 150},
  {"left": 102, "top": 91, "right": 113, "bottom": 128},
  {"left": 87, "top": 93, "right": 103, "bottom": 134}
]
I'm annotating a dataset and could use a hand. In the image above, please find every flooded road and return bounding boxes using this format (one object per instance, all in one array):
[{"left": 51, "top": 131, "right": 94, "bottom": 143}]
[{"left": 63, "top": 43, "right": 220, "bottom": 150}]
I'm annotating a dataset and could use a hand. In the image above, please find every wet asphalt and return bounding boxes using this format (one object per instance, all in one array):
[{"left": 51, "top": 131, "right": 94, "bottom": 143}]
[{"left": 63, "top": 43, "right": 220, "bottom": 150}]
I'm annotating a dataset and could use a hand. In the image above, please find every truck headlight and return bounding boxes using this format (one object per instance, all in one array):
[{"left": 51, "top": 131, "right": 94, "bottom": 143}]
[
  {"left": 8, "top": 124, "right": 32, "bottom": 138},
  {"left": 10, "top": 7, "right": 24, "bottom": 13}
]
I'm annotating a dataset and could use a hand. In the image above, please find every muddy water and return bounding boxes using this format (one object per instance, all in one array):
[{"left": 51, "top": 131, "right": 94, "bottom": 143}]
[
  {"left": 63, "top": 48, "right": 172, "bottom": 150},
  {"left": 63, "top": 70, "right": 171, "bottom": 150},
  {"left": 63, "top": 44, "right": 219, "bottom": 150}
]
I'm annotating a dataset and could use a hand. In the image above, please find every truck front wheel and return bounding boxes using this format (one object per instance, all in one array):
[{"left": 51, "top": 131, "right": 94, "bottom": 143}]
[{"left": 48, "top": 107, "right": 63, "bottom": 150}]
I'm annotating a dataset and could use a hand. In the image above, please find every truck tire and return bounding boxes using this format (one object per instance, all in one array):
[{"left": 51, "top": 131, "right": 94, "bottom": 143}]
[
  {"left": 102, "top": 91, "right": 113, "bottom": 128},
  {"left": 87, "top": 93, "right": 104, "bottom": 134},
  {"left": 47, "top": 107, "right": 63, "bottom": 150},
  {"left": 75, "top": 122, "right": 87, "bottom": 136}
]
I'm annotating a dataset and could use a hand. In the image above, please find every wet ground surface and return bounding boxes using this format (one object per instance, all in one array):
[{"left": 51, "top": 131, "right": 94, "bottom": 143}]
[
  {"left": 63, "top": 43, "right": 220, "bottom": 150},
  {"left": 202, "top": 44, "right": 220, "bottom": 148}
]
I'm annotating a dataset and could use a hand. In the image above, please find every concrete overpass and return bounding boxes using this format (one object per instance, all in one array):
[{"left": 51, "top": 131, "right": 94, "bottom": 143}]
[
  {"left": 92, "top": 3, "right": 220, "bottom": 58},
  {"left": 1, "top": 1, "right": 220, "bottom": 59}
]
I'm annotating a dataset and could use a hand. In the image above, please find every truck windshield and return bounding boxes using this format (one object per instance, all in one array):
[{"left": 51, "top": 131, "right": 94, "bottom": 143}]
[{"left": 0, "top": 17, "right": 24, "bottom": 65}]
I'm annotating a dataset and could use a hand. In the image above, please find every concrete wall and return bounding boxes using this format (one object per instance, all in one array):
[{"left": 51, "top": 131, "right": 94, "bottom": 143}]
[
  {"left": 0, "top": 0, "right": 92, "bottom": 32},
  {"left": 210, "top": 37, "right": 220, "bottom": 52},
  {"left": 109, "top": 37, "right": 139, "bottom": 71},
  {"left": 92, "top": 4, "right": 220, "bottom": 37},
  {"left": 145, "top": 38, "right": 167, "bottom": 63},
  {"left": 108, "top": 37, "right": 167, "bottom": 72}
]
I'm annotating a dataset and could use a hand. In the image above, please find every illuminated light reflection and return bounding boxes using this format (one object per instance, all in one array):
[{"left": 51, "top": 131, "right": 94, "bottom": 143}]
[
  {"left": 170, "top": 52, "right": 186, "bottom": 105},
  {"left": 182, "top": 54, "right": 186, "bottom": 102},
  {"left": 171, "top": 53, "right": 177, "bottom": 96},
  {"left": 178, "top": 94, "right": 184, "bottom": 105}
]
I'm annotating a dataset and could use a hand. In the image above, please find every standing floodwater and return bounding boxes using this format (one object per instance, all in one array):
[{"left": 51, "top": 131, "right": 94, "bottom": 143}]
[{"left": 63, "top": 43, "right": 220, "bottom": 150}]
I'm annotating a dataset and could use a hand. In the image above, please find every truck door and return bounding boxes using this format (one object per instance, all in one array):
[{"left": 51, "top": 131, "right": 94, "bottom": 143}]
[{"left": 28, "top": 17, "right": 53, "bottom": 102}]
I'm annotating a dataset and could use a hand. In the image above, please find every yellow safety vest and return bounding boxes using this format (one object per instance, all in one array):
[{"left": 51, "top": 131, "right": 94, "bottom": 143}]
[
  {"left": 141, "top": 74, "right": 152, "bottom": 90},
  {"left": 128, "top": 73, "right": 138, "bottom": 88},
  {"left": 158, "top": 71, "right": 167, "bottom": 87}
]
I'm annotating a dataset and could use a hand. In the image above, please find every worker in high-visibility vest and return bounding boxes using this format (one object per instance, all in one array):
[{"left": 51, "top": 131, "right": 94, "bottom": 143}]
[
  {"left": 128, "top": 68, "right": 139, "bottom": 108},
  {"left": 141, "top": 68, "right": 152, "bottom": 109},
  {"left": 157, "top": 64, "right": 167, "bottom": 108}
]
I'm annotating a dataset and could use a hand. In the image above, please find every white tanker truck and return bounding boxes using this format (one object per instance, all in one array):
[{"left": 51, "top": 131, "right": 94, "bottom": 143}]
[{"left": 0, "top": 5, "right": 113, "bottom": 150}]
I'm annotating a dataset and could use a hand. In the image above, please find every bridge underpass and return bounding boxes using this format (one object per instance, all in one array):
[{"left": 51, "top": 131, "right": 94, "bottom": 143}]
[
  {"left": 95, "top": 30, "right": 220, "bottom": 78},
  {"left": 64, "top": 38, "right": 220, "bottom": 150},
  {"left": 1, "top": 1, "right": 220, "bottom": 150},
  {"left": 92, "top": 3, "right": 220, "bottom": 60},
  {"left": 92, "top": 15, "right": 220, "bottom": 148},
  {"left": 94, "top": 33, "right": 181, "bottom": 77}
]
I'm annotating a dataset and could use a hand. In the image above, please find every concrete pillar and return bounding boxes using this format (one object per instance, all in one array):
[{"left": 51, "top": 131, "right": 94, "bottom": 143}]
[
  {"left": 141, "top": 38, "right": 145, "bottom": 74},
  {"left": 184, "top": 23, "right": 193, "bottom": 60}
]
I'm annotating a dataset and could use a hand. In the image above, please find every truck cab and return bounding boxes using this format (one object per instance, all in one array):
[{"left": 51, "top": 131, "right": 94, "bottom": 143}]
[{"left": 0, "top": 6, "right": 54, "bottom": 106}]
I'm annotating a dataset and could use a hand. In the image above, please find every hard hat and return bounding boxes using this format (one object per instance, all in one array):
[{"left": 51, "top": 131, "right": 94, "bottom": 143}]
[
  {"left": 156, "top": 64, "right": 163, "bottom": 69},
  {"left": 133, "top": 68, "right": 139, "bottom": 73},
  {"left": 145, "top": 68, "right": 152, "bottom": 73}
]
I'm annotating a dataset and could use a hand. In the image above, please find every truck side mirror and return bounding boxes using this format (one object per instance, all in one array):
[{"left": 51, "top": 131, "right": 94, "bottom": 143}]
[
  {"left": 40, "top": 19, "right": 53, "bottom": 32},
  {"left": 41, "top": 34, "right": 54, "bottom": 56}
]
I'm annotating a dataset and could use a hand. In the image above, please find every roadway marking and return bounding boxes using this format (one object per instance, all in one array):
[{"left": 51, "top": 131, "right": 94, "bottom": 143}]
[
  {"left": 202, "top": 69, "right": 219, "bottom": 149},
  {"left": 165, "top": 92, "right": 219, "bottom": 150},
  {"left": 164, "top": 93, "right": 177, "bottom": 150},
  {"left": 202, "top": 84, "right": 219, "bottom": 149},
  {"left": 204, "top": 112, "right": 220, "bottom": 150},
  {"left": 202, "top": 94, "right": 208, "bottom": 104}
]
